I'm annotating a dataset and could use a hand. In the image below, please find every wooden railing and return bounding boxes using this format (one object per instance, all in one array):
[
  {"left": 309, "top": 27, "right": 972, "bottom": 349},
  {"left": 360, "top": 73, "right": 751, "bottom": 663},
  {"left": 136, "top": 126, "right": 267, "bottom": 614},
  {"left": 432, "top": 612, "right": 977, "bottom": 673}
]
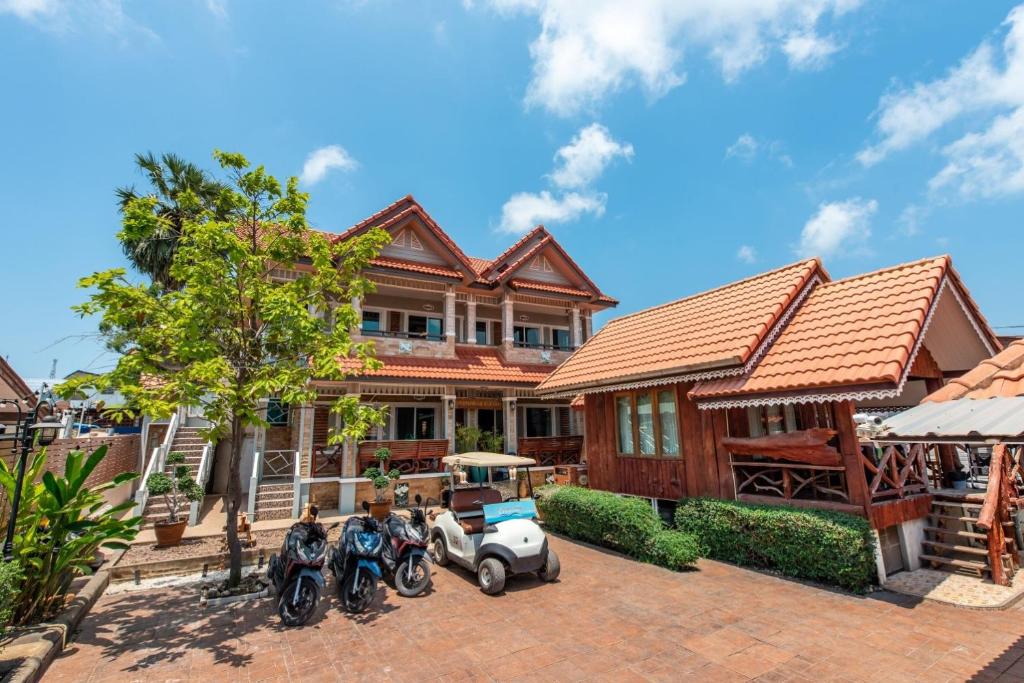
[
  {"left": 357, "top": 439, "right": 448, "bottom": 474},
  {"left": 976, "top": 444, "right": 1020, "bottom": 587},
  {"left": 732, "top": 460, "right": 850, "bottom": 505},
  {"left": 312, "top": 444, "right": 343, "bottom": 477},
  {"left": 861, "top": 443, "right": 930, "bottom": 502},
  {"left": 517, "top": 436, "right": 583, "bottom": 467}
]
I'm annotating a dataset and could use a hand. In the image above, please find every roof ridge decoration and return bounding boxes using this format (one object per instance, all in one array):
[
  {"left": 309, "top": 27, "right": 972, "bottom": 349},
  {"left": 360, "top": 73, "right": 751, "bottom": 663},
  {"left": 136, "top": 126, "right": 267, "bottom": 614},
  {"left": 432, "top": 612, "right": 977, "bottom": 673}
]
[{"left": 491, "top": 230, "right": 611, "bottom": 300}]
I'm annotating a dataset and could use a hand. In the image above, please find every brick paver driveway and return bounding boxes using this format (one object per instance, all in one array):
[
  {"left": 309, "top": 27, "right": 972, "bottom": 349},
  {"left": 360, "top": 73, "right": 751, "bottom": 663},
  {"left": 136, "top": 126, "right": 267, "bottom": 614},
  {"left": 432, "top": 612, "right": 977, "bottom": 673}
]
[{"left": 47, "top": 535, "right": 1024, "bottom": 682}]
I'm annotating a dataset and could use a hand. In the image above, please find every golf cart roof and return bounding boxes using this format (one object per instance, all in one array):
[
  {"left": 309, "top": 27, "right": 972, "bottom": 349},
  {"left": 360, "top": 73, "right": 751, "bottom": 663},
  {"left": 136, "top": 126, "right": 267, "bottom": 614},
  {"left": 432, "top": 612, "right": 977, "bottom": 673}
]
[{"left": 442, "top": 452, "right": 536, "bottom": 468}]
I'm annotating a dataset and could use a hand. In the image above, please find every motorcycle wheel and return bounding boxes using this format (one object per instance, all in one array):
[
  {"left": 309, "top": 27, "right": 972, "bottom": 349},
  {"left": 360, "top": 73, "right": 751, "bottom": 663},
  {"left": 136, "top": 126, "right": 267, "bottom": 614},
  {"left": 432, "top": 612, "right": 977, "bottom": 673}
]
[
  {"left": 341, "top": 571, "right": 377, "bottom": 614},
  {"left": 278, "top": 577, "right": 320, "bottom": 627},
  {"left": 394, "top": 557, "right": 431, "bottom": 597}
]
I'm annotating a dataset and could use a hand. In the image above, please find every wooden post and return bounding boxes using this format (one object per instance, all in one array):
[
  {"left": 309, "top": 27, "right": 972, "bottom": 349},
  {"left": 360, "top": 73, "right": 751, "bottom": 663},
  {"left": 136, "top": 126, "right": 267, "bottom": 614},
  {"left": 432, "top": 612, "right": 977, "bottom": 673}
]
[{"left": 834, "top": 401, "right": 872, "bottom": 515}]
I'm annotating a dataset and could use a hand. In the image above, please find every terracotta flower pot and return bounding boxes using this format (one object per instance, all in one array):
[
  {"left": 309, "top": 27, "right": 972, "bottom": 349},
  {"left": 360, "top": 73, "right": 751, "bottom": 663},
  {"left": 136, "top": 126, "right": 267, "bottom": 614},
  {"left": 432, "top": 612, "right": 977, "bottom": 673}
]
[
  {"left": 154, "top": 519, "right": 188, "bottom": 547},
  {"left": 369, "top": 500, "right": 392, "bottom": 521}
]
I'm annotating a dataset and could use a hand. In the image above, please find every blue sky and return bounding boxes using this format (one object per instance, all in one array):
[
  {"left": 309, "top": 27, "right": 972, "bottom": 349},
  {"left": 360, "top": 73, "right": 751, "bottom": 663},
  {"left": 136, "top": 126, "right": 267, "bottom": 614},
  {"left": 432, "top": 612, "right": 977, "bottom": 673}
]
[{"left": 2, "top": 0, "right": 1023, "bottom": 378}]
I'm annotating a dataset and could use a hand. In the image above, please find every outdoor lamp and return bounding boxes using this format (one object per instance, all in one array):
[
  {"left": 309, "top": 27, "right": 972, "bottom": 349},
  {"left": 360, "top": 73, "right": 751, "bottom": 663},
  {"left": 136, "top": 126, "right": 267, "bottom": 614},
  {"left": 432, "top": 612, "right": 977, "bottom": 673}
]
[
  {"left": 2, "top": 388, "right": 57, "bottom": 562},
  {"left": 30, "top": 417, "right": 63, "bottom": 446}
]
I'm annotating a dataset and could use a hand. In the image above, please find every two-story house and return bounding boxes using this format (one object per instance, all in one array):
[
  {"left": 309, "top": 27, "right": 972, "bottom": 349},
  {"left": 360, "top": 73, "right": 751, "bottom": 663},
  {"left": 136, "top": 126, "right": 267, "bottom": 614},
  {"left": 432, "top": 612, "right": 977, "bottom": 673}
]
[{"left": 233, "top": 195, "right": 616, "bottom": 519}]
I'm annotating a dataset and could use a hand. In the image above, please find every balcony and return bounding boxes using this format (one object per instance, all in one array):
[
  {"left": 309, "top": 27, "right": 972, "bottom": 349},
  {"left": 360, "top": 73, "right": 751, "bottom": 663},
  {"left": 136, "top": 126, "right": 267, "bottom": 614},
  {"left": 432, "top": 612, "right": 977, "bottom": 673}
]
[{"left": 361, "top": 328, "right": 445, "bottom": 342}]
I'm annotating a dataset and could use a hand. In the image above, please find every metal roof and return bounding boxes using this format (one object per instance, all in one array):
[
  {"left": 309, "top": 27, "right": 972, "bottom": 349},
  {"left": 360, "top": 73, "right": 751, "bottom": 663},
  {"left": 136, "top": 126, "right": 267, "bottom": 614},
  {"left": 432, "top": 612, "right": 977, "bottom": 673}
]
[{"left": 875, "top": 397, "right": 1024, "bottom": 443}]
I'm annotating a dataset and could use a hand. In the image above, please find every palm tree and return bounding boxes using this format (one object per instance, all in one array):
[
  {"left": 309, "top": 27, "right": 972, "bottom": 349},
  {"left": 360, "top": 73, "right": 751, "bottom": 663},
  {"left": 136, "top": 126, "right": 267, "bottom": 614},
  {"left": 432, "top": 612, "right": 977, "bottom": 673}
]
[{"left": 116, "top": 152, "right": 224, "bottom": 289}]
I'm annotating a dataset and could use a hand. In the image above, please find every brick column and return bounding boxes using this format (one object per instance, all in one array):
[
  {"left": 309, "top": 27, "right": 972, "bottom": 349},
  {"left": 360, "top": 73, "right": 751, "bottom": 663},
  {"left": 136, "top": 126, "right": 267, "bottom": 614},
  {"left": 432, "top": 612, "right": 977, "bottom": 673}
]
[
  {"left": 466, "top": 297, "right": 477, "bottom": 344},
  {"left": 571, "top": 306, "right": 582, "bottom": 347},
  {"left": 502, "top": 296, "right": 515, "bottom": 351},
  {"left": 503, "top": 396, "right": 518, "bottom": 454}
]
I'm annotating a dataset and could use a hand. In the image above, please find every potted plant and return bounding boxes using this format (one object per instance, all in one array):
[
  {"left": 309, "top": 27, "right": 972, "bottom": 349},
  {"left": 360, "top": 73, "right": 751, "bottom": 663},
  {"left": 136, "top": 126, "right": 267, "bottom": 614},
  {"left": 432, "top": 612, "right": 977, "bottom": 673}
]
[
  {"left": 147, "top": 451, "right": 204, "bottom": 547},
  {"left": 480, "top": 430, "right": 504, "bottom": 454},
  {"left": 362, "top": 447, "right": 400, "bottom": 520}
]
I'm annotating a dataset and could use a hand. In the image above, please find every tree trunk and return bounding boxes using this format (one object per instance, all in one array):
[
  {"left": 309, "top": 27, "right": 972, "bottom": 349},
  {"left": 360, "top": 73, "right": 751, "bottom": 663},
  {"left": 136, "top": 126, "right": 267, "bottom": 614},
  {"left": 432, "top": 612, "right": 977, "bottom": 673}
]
[{"left": 225, "top": 415, "right": 244, "bottom": 586}]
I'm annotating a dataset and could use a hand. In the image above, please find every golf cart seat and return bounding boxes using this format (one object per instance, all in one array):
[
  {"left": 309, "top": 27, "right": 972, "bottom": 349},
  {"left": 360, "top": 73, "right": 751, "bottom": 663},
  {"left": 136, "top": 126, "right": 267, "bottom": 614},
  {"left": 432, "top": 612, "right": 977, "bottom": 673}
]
[{"left": 451, "top": 488, "right": 502, "bottom": 535}]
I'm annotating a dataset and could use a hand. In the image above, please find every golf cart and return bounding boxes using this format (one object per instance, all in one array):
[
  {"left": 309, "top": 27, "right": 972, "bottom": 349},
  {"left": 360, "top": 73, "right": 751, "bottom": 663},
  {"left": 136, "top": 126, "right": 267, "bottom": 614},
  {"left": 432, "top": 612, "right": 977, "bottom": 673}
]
[{"left": 430, "top": 452, "right": 560, "bottom": 594}]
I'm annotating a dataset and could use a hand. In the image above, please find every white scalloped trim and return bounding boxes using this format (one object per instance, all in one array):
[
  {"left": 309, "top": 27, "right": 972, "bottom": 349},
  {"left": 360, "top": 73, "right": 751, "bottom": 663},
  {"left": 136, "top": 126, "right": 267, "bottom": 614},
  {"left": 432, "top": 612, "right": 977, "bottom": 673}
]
[
  {"left": 542, "top": 274, "right": 822, "bottom": 399},
  {"left": 696, "top": 276, "right": 949, "bottom": 410}
]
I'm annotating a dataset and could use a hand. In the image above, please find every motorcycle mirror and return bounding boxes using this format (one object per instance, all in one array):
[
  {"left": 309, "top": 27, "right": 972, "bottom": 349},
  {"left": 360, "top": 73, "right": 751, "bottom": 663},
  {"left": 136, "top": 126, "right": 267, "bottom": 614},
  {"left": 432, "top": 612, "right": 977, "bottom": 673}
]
[
  {"left": 361, "top": 500, "right": 370, "bottom": 512},
  {"left": 414, "top": 493, "right": 422, "bottom": 505},
  {"left": 328, "top": 521, "right": 340, "bottom": 530}
]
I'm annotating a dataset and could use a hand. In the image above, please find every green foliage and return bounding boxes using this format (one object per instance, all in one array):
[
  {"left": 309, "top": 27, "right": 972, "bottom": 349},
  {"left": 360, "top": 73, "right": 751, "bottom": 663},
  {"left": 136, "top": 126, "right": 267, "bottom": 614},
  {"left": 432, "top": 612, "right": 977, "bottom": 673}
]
[
  {"left": 0, "top": 445, "right": 141, "bottom": 625},
  {"left": 674, "top": 498, "right": 877, "bottom": 593},
  {"left": 146, "top": 451, "right": 204, "bottom": 524},
  {"left": 537, "top": 486, "right": 697, "bottom": 571},
  {"left": 479, "top": 431, "right": 504, "bottom": 454},
  {"left": 363, "top": 448, "right": 400, "bottom": 503},
  {"left": 455, "top": 425, "right": 482, "bottom": 454},
  {"left": 0, "top": 560, "right": 22, "bottom": 636},
  {"left": 59, "top": 149, "right": 389, "bottom": 585}
]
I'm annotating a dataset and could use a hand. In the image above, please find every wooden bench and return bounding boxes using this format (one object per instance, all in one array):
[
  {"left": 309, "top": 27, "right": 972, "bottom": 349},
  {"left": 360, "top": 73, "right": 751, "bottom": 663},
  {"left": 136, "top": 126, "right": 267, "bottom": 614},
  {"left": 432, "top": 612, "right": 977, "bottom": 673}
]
[
  {"left": 517, "top": 436, "right": 583, "bottom": 467},
  {"left": 357, "top": 439, "right": 449, "bottom": 474}
]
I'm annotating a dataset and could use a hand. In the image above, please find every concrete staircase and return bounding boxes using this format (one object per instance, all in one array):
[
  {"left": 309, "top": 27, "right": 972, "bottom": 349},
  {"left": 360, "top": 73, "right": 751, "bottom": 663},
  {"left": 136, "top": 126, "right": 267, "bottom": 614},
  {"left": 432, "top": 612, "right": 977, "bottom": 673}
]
[
  {"left": 141, "top": 427, "right": 209, "bottom": 529},
  {"left": 252, "top": 480, "right": 295, "bottom": 522},
  {"left": 920, "top": 491, "right": 1016, "bottom": 578}
]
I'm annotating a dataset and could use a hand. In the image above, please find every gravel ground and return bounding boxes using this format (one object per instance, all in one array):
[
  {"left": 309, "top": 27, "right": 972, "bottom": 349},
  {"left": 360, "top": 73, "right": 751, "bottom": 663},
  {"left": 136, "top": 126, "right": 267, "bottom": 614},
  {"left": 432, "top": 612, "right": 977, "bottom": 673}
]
[{"left": 116, "top": 525, "right": 346, "bottom": 567}]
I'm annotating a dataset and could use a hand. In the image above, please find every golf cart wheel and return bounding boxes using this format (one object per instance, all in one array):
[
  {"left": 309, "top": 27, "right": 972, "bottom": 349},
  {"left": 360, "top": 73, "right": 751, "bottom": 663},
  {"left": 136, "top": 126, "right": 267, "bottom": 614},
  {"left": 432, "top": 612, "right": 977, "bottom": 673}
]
[
  {"left": 278, "top": 577, "right": 320, "bottom": 627},
  {"left": 538, "top": 549, "right": 560, "bottom": 582},
  {"left": 477, "top": 557, "right": 506, "bottom": 595},
  {"left": 431, "top": 535, "right": 450, "bottom": 567},
  {"left": 395, "top": 557, "right": 432, "bottom": 597}
]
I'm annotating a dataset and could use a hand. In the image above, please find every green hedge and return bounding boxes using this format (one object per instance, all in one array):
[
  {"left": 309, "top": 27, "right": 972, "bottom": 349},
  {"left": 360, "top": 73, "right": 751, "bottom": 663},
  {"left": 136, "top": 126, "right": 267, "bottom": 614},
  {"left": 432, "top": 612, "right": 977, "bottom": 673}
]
[
  {"left": 537, "top": 486, "right": 698, "bottom": 570},
  {"left": 0, "top": 559, "right": 22, "bottom": 636},
  {"left": 674, "top": 498, "right": 877, "bottom": 592}
]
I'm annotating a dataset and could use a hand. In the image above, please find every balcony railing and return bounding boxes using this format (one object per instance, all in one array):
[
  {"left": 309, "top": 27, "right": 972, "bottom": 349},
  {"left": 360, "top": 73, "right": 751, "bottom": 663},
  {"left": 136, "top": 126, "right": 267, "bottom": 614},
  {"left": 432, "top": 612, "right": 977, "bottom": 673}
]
[
  {"left": 732, "top": 459, "right": 851, "bottom": 505},
  {"left": 357, "top": 439, "right": 449, "bottom": 474},
  {"left": 860, "top": 443, "right": 930, "bottom": 502},
  {"left": 361, "top": 329, "right": 444, "bottom": 342},
  {"left": 513, "top": 341, "right": 576, "bottom": 351},
  {"left": 517, "top": 436, "right": 583, "bottom": 467}
]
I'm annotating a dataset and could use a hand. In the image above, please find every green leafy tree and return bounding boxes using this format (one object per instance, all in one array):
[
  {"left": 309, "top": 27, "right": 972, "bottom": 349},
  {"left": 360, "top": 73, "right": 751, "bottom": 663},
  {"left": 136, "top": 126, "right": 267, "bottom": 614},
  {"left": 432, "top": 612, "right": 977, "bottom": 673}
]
[
  {"left": 116, "top": 152, "right": 225, "bottom": 289},
  {"left": 0, "top": 445, "right": 141, "bottom": 625},
  {"left": 147, "top": 451, "right": 204, "bottom": 524},
  {"left": 63, "top": 151, "right": 389, "bottom": 585}
]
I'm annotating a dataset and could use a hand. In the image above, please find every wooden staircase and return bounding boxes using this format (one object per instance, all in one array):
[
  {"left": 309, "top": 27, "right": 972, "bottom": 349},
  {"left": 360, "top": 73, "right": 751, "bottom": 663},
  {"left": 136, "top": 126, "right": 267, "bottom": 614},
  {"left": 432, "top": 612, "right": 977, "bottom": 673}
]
[
  {"left": 141, "top": 427, "right": 209, "bottom": 529},
  {"left": 920, "top": 492, "right": 1017, "bottom": 579}
]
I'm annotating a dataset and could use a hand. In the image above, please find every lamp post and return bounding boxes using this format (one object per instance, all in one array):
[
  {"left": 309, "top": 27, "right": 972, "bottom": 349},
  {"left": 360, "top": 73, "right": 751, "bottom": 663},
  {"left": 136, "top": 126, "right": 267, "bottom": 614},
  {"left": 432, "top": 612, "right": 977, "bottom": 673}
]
[{"left": 1, "top": 388, "right": 61, "bottom": 562}]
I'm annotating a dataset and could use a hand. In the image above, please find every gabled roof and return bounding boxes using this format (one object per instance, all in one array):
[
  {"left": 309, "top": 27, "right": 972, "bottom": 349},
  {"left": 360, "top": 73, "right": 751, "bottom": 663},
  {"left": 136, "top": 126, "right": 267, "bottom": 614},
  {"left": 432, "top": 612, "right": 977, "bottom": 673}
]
[
  {"left": 339, "top": 346, "right": 555, "bottom": 385},
  {"left": 925, "top": 340, "right": 1024, "bottom": 401},
  {"left": 690, "top": 255, "right": 1000, "bottom": 406},
  {"left": 536, "top": 259, "right": 823, "bottom": 395}
]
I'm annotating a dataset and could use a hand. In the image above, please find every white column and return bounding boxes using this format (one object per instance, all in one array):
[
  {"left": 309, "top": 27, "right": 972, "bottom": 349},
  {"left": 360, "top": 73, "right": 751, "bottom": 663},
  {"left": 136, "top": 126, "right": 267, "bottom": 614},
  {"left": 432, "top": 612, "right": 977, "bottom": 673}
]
[
  {"left": 584, "top": 311, "right": 593, "bottom": 341},
  {"left": 502, "top": 296, "right": 514, "bottom": 345},
  {"left": 466, "top": 297, "right": 477, "bottom": 344},
  {"left": 444, "top": 288, "right": 456, "bottom": 340},
  {"left": 445, "top": 394, "right": 457, "bottom": 453},
  {"left": 503, "top": 396, "right": 518, "bottom": 454},
  {"left": 571, "top": 306, "right": 582, "bottom": 347}
]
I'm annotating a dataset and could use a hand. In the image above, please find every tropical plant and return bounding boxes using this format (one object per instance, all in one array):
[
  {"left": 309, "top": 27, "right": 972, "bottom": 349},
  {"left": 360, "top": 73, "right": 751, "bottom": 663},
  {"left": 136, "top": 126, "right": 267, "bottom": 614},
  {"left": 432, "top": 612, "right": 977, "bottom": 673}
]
[
  {"left": 116, "top": 152, "right": 225, "bottom": 289},
  {"left": 0, "top": 445, "right": 141, "bottom": 625},
  {"left": 0, "top": 559, "right": 22, "bottom": 636},
  {"left": 362, "top": 447, "right": 400, "bottom": 503},
  {"left": 455, "top": 425, "right": 482, "bottom": 453},
  {"left": 480, "top": 430, "right": 504, "bottom": 454},
  {"left": 146, "top": 451, "right": 204, "bottom": 524},
  {"left": 60, "top": 150, "right": 389, "bottom": 587}
]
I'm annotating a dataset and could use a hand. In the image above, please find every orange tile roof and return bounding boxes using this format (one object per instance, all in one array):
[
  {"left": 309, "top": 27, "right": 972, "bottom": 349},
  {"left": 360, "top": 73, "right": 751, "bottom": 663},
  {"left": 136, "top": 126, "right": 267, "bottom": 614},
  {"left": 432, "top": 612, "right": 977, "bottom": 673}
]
[
  {"left": 369, "top": 256, "right": 463, "bottom": 279},
  {"left": 509, "top": 278, "right": 593, "bottom": 298},
  {"left": 691, "top": 256, "right": 953, "bottom": 402},
  {"left": 340, "top": 346, "right": 554, "bottom": 385},
  {"left": 925, "top": 340, "right": 1024, "bottom": 401},
  {"left": 536, "top": 259, "right": 823, "bottom": 394},
  {"left": 467, "top": 257, "right": 493, "bottom": 276}
]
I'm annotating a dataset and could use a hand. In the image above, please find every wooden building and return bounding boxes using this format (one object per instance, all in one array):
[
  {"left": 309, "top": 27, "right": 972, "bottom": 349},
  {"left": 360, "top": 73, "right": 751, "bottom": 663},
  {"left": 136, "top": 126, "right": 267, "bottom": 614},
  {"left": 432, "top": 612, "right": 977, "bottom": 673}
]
[{"left": 536, "top": 256, "right": 1002, "bottom": 578}]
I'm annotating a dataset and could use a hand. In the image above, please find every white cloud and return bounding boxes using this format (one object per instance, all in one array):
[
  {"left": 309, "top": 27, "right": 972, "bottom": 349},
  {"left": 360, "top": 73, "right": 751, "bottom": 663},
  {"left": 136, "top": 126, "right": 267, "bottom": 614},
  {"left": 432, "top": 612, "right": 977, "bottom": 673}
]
[
  {"left": 1, "top": 0, "right": 159, "bottom": 41},
  {"left": 736, "top": 245, "right": 757, "bottom": 264},
  {"left": 897, "top": 204, "right": 928, "bottom": 237},
  {"left": 858, "top": 5, "right": 1024, "bottom": 169},
  {"left": 929, "top": 106, "right": 1024, "bottom": 199},
  {"left": 499, "top": 191, "right": 605, "bottom": 234},
  {"left": 205, "top": 0, "right": 228, "bottom": 20},
  {"left": 549, "top": 123, "right": 634, "bottom": 189},
  {"left": 473, "top": 0, "right": 862, "bottom": 116},
  {"left": 0, "top": 0, "right": 57, "bottom": 20},
  {"left": 797, "top": 197, "right": 877, "bottom": 258},
  {"left": 725, "top": 133, "right": 793, "bottom": 166},
  {"left": 299, "top": 145, "right": 359, "bottom": 186},
  {"left": 782, "top": 31, "right": 840, "bottom": 70}
]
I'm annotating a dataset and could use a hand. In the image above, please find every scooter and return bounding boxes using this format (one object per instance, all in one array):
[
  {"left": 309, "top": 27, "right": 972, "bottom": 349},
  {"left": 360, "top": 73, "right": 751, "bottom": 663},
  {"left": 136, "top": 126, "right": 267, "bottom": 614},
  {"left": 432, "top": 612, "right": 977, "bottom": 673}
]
[
  {"left": 329, "top": 501, "right": 384, "bottom": 613},
  {"left": 380, "top": 494, "right": 432, "bottom": 597},
  {"left": 267, "top": 506, "right": 338, "bottom": 626}
]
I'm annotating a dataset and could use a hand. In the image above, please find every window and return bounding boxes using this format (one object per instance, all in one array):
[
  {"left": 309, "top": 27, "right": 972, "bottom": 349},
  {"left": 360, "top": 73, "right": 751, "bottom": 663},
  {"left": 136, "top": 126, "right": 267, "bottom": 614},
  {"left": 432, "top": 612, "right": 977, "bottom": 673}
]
[
  {"left": 551, "top": 328, "right": 571, "bottom": 350},
  {"left": 267, "top": 398, "right": 289, "bottom": 426},
  {"left": 362, "top": 311, "right": 381, "bottom": 333},
  {"left": 408, "top": 315, "right": 443, "bottom": 340},
  {"left": 478, "top": 408, "right": 503, "bottom": 435},
  {"left": 514, "top": 325, "right": 541, "bottom": 347},
  {"left": 616, "top": 390, "right": 681, "bottom": 458},
  {"left": 745, "top": 404, "right": 830, "bottom": 437},
  {"left": 475, "top": 321, "right": 489, "bottom": 345},
  {"left": 395, "top": 407, "right": 436, "bottom": 439},
  {"left": 524, "top": 407, "right": 552, "bottom": 437}
]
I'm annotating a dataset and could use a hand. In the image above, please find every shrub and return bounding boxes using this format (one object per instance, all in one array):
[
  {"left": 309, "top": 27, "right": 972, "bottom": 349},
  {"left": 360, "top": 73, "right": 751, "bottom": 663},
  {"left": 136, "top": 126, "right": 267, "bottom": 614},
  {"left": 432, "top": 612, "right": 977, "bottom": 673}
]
[
  {"left": 0, "top": 560, "right": 22, "bottom": 636},
  {"left": 675, "top": 498, "right": 877, "bottom": 593},
  {"left": 537, "top": 486, "right": 697, "bottom": 570}
]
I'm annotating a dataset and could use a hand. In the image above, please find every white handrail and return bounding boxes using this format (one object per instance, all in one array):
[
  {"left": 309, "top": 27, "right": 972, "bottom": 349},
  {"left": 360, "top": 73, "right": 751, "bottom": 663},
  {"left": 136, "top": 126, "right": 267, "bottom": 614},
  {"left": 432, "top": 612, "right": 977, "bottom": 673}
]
[
  {"left": 247, "top": 450, "right": 262, "bottom": 519},
  {"left": 291, "top": 450, "right": 302, "bottom": 519},
  {"left": 133, "top": 410, "right": 180, "bottom": 518},
  {"left": 134, "top": 446, "right": 162, "bottom": 517},
  {"left": 188, "top": 441, "right": 213, "bottom": 526}
]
